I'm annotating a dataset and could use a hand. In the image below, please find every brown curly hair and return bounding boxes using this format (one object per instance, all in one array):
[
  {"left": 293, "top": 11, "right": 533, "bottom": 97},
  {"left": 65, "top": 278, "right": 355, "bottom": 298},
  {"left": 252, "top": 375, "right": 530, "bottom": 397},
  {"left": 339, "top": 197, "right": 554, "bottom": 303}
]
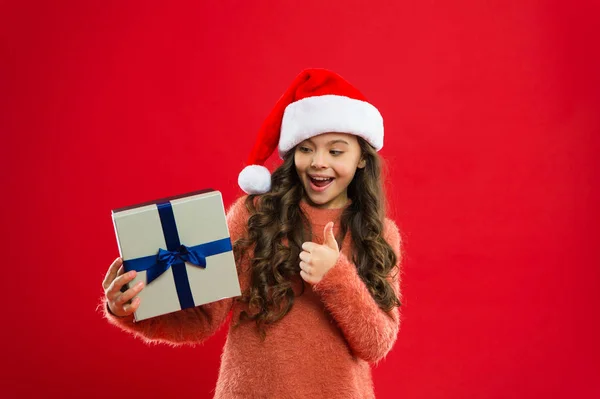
[{"left": 233, "top": 137, "right": 401, "bottom": 339}]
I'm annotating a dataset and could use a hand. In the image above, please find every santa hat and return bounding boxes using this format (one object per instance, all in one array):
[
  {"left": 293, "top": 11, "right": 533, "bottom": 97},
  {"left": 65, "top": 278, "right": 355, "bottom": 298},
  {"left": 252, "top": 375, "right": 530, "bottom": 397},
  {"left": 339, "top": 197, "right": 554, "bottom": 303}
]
[{"left": 238, "top": 68, "right": 384, "bottom": 194}]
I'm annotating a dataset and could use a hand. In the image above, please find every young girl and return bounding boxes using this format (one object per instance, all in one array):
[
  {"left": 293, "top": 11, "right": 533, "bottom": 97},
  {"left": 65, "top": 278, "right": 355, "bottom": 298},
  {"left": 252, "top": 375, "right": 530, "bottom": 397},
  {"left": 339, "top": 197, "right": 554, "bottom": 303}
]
[{"left": 101, "top": 68, "right": 403, "bottom": 399}]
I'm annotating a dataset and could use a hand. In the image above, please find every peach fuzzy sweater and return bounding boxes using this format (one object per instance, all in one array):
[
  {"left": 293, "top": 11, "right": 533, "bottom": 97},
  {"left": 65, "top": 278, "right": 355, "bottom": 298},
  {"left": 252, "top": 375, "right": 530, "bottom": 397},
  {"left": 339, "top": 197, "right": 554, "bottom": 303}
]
[{"left": 103, "top": 196, "right": 402, "bottom": 398}]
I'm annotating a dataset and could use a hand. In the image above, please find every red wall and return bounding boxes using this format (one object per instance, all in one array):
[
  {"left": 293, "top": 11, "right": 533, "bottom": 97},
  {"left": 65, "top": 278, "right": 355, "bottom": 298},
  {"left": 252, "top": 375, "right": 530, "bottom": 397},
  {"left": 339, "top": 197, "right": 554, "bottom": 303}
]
[{"left": 2, "top": 1, "right": 599, "bottom": 398}]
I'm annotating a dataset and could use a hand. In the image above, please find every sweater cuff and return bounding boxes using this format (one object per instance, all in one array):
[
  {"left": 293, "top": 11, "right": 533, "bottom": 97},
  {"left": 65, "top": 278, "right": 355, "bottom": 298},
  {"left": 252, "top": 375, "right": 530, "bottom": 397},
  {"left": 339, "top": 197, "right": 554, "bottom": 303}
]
[
  {"left": 312, "top": 253, "right": 356, "bottom": 294},
  {"left": 100, "top": 297, "right": 136, "bottom": 326}
]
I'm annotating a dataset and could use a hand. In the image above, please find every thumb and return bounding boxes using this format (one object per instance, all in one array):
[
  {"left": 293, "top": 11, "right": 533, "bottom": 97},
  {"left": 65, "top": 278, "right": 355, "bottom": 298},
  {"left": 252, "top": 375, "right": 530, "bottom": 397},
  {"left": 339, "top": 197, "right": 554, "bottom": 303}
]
[{"left": 323, "top": 222, "right": 339, "bottom": 251}]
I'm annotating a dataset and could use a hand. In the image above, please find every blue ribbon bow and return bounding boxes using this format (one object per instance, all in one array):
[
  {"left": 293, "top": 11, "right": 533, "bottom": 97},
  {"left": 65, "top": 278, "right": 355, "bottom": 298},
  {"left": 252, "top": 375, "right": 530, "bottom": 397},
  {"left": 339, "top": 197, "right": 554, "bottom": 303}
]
[{"left": 147, "top": 245, "right": 207, "bottom": 284}]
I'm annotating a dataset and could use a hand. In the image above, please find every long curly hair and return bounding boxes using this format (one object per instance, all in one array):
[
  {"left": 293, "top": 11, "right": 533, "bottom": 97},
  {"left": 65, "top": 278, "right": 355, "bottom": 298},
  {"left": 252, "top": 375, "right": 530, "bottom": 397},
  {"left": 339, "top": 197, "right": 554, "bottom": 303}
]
[{"left": 233, "top": 137, "right": 401, "bottom": 339}]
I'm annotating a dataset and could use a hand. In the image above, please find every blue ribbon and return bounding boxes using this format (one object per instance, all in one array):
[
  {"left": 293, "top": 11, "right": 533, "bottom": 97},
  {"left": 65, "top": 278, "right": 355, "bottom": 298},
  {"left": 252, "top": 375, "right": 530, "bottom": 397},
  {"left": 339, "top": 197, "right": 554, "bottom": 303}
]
[{"left": 123, "top": 201, "right": 232, "bottom": 310}]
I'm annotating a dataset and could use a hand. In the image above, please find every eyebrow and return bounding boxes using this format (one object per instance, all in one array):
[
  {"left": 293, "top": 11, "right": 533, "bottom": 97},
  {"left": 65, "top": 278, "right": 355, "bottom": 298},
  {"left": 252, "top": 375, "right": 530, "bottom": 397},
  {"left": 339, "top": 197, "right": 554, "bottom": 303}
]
[{"left": 304, "top": 138, "right": 350, "bottom": 146}]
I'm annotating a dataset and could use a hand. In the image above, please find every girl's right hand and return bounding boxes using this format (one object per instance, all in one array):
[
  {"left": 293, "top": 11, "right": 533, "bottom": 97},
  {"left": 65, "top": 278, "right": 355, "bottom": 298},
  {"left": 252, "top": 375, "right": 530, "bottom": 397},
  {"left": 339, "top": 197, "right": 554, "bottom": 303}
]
[{"left": 103, "top": 257, "right": 145, "bottom": 317}]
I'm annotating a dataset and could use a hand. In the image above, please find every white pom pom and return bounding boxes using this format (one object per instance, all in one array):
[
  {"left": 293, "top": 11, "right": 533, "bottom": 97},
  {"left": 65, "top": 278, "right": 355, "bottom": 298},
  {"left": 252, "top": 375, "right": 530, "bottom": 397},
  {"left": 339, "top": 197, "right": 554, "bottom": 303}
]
[{"left": 238, "top": 165, "right": 271, "bottom": 194}]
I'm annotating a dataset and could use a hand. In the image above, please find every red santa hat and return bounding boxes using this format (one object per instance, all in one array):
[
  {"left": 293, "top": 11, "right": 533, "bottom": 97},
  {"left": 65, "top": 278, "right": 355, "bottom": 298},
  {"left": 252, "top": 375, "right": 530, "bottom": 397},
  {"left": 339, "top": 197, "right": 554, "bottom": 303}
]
[{"left": 238, "top": 68, "right": 384, "bottom": 194}]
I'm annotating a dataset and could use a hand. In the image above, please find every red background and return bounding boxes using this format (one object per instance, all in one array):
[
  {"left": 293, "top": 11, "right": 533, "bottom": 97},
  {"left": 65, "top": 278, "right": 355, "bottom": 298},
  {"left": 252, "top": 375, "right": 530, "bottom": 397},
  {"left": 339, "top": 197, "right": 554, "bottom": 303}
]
[{"left": 1, "top": 1, "right": 599, "bottom": 398}]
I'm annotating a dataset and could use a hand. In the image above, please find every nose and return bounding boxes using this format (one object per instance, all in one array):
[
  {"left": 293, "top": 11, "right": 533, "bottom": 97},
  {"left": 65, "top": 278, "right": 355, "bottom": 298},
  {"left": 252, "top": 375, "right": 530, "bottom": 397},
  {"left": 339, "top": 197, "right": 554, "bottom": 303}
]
[{"left": 310, "top": 151, "right": 327, "bottom": 169}]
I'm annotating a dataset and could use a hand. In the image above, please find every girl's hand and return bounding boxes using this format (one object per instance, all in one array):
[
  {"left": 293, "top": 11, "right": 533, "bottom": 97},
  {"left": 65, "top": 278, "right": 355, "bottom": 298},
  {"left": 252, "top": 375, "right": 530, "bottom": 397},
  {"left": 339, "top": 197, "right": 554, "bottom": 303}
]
[
  {"left": 102, "top": 257, "right": 144, "bottom": 317},
  {"left": 299, "top": 222, "right": 340, "bottom": 284}
]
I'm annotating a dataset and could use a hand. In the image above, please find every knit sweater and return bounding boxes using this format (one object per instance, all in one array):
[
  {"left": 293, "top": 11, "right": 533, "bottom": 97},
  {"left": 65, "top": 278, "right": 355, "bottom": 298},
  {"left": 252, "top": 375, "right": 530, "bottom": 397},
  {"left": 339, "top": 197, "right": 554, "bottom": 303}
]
[{"left": 102, "top": 196, "right": 402, "bottom": 398}]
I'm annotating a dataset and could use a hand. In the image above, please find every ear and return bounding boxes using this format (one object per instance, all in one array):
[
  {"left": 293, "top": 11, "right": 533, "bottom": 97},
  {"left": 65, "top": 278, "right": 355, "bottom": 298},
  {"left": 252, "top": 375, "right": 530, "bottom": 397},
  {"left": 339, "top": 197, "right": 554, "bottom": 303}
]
[{"left": 357, "top": 157, "right": 366, "bottom": 169}]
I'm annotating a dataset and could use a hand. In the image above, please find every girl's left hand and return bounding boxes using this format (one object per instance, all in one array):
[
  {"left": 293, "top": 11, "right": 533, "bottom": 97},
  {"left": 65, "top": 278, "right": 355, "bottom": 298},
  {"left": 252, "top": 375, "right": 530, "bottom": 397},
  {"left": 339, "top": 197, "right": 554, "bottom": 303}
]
[{"left": 299, "top": 221, "right": 340, "bottom": 284}]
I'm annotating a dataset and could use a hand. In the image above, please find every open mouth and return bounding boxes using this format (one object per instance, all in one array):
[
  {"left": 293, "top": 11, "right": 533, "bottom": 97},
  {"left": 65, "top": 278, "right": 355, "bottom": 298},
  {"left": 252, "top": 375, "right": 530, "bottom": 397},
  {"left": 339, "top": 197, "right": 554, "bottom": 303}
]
[{"left": 308, "top": 176, "right": 334, "bottom": 192}]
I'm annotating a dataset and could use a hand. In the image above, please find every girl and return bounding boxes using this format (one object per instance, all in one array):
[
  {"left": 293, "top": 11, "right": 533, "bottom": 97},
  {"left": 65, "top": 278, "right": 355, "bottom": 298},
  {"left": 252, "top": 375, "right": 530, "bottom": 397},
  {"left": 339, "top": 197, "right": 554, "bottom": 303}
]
[{"left": 101, "top": 68, "right": 403, "bottom": 399}]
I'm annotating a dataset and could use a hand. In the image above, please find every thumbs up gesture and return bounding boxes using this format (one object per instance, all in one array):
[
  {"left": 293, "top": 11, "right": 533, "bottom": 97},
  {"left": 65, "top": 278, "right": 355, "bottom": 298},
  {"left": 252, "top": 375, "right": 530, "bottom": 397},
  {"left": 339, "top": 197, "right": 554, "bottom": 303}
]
[{"left": 299, "top": 221, "right": 340, "bottom": 284}]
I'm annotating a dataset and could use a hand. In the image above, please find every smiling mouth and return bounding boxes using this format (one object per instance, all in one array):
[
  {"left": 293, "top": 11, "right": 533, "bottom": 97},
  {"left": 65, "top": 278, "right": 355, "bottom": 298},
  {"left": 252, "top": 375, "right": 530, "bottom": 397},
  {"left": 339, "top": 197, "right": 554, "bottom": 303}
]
[{"left": 308, "top": 176, "right": 334, "bottom": 191}]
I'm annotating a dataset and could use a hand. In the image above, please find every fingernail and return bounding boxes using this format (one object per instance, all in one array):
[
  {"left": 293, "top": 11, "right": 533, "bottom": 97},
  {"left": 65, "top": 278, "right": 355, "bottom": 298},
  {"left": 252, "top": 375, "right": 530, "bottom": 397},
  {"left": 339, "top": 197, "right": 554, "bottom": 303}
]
[{"left": 136, "top": 281, "right": 144, "bottom": 289}]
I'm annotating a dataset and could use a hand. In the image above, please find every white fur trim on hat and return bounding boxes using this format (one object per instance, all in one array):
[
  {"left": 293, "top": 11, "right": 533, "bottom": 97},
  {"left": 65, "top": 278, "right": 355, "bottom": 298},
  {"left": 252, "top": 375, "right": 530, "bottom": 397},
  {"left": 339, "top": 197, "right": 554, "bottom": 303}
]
[
  {"left": 278, "top": 94, "right": 384, "bottom": 157},
  {"left": 238, "top": 165, "right": 272, "bottom": 194}
]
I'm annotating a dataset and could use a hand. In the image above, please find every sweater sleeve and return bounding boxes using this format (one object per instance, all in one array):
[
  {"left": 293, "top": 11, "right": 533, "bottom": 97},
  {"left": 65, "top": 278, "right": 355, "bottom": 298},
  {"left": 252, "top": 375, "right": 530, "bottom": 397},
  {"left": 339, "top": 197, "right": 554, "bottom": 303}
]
[
  {"left": 312, "top": 218, "right": 402, "bottom": 363},
  {"left": 100, "top": 195, "right": 250, "bottom": 346}
]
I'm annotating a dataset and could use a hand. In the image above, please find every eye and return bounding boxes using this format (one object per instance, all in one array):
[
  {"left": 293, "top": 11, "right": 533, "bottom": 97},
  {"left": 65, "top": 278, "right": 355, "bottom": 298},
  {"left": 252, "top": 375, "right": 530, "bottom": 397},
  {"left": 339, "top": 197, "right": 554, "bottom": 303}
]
[
  {"left": 330, "top": 150, "right": 343, "bottom": 156},
  {"left": 298, "top": 146, "right": 312, "bottom": 153}
]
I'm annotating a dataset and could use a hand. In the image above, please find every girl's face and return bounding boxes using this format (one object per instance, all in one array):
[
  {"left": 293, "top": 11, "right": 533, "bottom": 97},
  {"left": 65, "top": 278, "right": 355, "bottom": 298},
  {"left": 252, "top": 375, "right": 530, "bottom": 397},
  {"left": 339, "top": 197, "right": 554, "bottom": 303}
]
[{"left": 294, "top": 132, "right": 366, "bottom": 209}]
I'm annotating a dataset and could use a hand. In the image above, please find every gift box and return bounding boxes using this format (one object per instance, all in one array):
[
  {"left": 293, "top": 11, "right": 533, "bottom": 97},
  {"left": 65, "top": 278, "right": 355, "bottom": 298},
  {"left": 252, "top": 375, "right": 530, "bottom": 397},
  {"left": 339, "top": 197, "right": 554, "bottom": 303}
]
[{"left": 112, "top": 189, "right": 241, "bottom": 322}]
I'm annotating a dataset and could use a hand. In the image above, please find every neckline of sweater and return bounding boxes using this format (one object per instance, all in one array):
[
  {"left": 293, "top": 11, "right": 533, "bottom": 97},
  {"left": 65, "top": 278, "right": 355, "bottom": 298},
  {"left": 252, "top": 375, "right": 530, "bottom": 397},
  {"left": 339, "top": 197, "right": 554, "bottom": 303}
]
[{"left": 299, "top": 198, "right": 353, "bottom": 226}]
